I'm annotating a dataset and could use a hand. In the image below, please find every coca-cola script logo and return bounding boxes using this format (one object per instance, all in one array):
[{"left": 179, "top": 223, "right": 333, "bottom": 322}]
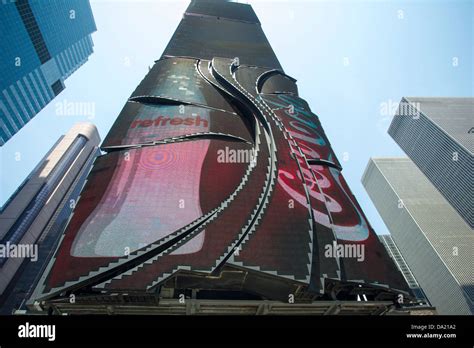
[{"left": 267, "top": 95, "right": 369, "bottom": 242}]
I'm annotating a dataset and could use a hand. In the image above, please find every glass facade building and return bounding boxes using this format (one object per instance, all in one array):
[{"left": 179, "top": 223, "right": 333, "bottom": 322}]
[
  {"left": 0, "top": 0, "right": 96, "bottom": 145},
  {"left": 0, "top": 123, "right": 100, "bottom": 312}
]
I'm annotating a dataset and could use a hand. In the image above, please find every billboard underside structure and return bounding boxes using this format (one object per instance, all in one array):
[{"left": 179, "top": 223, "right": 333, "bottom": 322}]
[{"left": 29, "top": 0, "right": 411, "bottom": 313}]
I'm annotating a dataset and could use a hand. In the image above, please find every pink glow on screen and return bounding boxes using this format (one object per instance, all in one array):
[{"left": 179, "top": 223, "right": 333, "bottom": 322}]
[{"left": 71, "top": 135, "right": 210, "bottom": 257}]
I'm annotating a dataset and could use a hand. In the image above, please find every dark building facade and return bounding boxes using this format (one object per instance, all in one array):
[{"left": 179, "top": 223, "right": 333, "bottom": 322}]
[
  {"left": 29, "top": 0, "right": 412, "bottom": 314},
  {"left": 0, "top": 0, "right": 96, "bottom": 145}
]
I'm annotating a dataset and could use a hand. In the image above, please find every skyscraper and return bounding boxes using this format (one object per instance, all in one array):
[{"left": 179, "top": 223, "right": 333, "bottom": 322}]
[
  {"left": 378, "top": 235, "right": 429, "bottom": 305},
  {"left": 28, "top": 0, "right": 412, "bottom": 315},
  {"left": 362, "top": 158, "right": 473, "bottom": 315},
  {"left": 0, "top": 123, "right": 100, "bottom": 313},
  {"left": 388, "top": 97, "right": 473, "bottom": 228},
  {"left": 0, "top": 0, "right": 96, "bottom": 145}
]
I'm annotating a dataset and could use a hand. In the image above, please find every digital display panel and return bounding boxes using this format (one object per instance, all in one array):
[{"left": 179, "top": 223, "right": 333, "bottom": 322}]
[{"left": 37, "top": 50, "right": 409, "bottom": 301}]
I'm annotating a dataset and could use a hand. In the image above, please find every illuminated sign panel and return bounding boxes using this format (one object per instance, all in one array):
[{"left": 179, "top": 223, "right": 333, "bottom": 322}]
[{"left": 32, "top": 1, "right": 410, "bottom": 306}]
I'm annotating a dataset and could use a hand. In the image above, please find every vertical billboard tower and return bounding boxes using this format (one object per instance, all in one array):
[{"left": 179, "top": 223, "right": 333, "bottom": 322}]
[{"left": 30, "top": 0, "right": 410, "bottom": 313}]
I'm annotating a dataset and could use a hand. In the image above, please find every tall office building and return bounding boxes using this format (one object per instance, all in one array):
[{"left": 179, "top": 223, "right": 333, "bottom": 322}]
[
  {"left": 362, "top": 158, "right": 473, "bottom": 315},
  {"left": 388, "top": 97, "right": 473, "bottom": 228},
  {"left": 378, "top": 234, "right": 429, "bottom": 305},
  {"left": 29, "top": 0, "right": 413, "bottom": 315},
  {"left": 0, "top": 123, "right": 100, "bottom": 313},
  {"left": 0, "top": 0, "right": 97, "bottom": 145}
]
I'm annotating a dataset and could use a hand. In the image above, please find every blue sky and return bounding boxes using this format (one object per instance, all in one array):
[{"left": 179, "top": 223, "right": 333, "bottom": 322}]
[{"left": 1, "top": 0, "right": 472, "bottom": 235}]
